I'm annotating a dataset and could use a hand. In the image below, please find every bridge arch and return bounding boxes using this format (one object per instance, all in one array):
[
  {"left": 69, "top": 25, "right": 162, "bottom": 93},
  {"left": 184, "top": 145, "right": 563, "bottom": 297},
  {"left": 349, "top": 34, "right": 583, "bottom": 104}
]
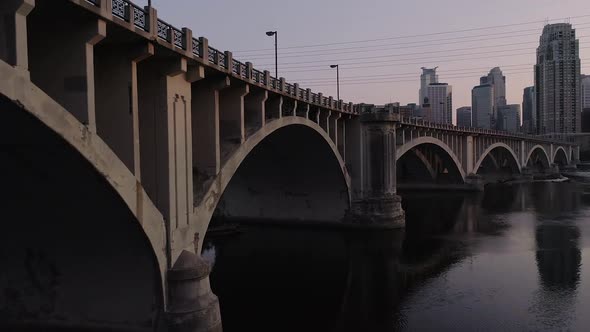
[
  {"left": 194, "top": 116, "right": 351, "bottom": 250},
  {"left": 0, "top": 63, "right": 167, "bottom": 328},
  {"left": 473, "top": 143, "right": 521, "bottom": 175},
  {"left": 552, "top": 146, "right": 569, "bottom": 166},
  {"left": 396, "top": 136, "right": 466, "bottom": 182},
  {"left": 525, "top": 145, "right": 551, "bottom": 170}
]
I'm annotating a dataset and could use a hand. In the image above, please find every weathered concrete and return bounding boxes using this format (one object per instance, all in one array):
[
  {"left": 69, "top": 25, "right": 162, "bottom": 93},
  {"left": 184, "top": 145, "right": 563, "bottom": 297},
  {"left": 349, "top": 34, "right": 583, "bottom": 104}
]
[
  {"left": 348, "top": 112, "right": 405, "bottom": 228},
  {"left": 0, "top": 1, "right": 580, "bottom": 330}
]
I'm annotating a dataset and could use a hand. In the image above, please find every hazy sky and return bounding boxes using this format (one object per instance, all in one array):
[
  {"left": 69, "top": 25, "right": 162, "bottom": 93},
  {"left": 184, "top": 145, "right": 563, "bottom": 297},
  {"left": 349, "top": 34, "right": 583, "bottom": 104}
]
[{"left": 138, "top": 0, "right": 589, "bottom": 123}]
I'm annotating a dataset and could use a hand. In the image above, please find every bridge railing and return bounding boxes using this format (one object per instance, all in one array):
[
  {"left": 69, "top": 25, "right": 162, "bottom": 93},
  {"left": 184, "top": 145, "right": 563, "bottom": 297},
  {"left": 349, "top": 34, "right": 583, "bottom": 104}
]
[
  {"left": 83, "top": 0, "right": 358, "bottom": 115},
  {"left": 396, "top": 116, "right": 575, "bottom": 145}
]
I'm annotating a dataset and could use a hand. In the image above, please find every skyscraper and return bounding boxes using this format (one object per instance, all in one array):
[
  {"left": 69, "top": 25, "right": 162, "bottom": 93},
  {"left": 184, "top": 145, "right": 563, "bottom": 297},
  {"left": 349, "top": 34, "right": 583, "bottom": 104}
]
[
  {"left": 582, "top": 75, "right": 590, "bottom": 131},
  {"left": 472, "top": 84, "right": 494, "bottom": 129},
  {"left": 419, "top": 67, "right": 438, "bottom": 106},
  {"left": 427, "top": 83, "right": 452, "bottom": 124},
  {"left": 535, "top": 23, "right": 581, "bottom": 134},
  {"left": 582, "top": 74, "right": 590, "bottom": 109},
  {"left": 497, "top": 105, "right": 521, "bottom": 132},
  {"left": 456, "top": 107, "right": 472, "bottom": 127},
  {"left": 480, "top": 67, "right": 507, "bottom": 127},
  {"left": 522, "top": 86, "right": 536, "bottom": 134}
]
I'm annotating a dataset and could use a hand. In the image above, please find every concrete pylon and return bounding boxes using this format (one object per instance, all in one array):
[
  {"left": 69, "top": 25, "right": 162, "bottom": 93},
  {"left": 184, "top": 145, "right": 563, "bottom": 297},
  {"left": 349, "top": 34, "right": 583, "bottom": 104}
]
[
  {"left": 347, "top": 112, "right": 405, "bottom": 228},
  {"left": 167, "top": 250, "right": 222, "bottom": 332}
]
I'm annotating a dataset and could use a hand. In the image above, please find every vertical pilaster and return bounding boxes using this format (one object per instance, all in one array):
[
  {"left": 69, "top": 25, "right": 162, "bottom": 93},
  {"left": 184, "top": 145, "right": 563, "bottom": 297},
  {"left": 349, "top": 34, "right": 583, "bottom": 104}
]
[
  {"left": 192, "top": 77, "right": 229, "bottom": 178},
  {"left": 219, "top": 83, "right": 249, "bottom": 144},
  {"left": 0, "top": 0, "right": 34, "bottom": 74},
  {"left": 244, "top": 89, "right": 267, "bottom": 136},
  {"left": 465, "top": 135, "right": 474, "bottom": 175}
]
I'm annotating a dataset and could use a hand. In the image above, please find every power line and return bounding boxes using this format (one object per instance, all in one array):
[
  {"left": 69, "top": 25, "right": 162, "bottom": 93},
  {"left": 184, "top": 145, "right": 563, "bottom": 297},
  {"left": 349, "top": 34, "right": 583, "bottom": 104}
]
[
  {"left": 242, "top": 23, "right": 590, "bottom": 59},
  {"left": 301, "top": 70, "right": 535, "bottom": 87},
  {"left": 277, "top": 50, "right": 590, "bottom": 74},
  {"left": 298, "top": 57, "right": 590, "bottom": 87},
  {"left": 254, "top": 40, "right": 547, "bottom": 67},
  {"left": 289, "top": 63, "right": 535, "bottom": 82},
  {"left": 233, "top": 15, "right": 590, "bottom": 53},
  {"left": 259, "top": 42, "right": 590, "bottom": 70},
  {"left": 294, "top": 65, "right": 534, "bottom": 84}
]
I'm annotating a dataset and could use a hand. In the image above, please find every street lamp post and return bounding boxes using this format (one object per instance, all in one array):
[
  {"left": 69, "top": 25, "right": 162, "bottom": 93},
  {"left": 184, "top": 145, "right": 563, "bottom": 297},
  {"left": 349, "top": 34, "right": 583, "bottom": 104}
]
[
  {"left": 330, "top": 64, "right": 339, "bottom": 107},
  {"left": 266, "top": 31, "right": 278, "bottom": 78}
]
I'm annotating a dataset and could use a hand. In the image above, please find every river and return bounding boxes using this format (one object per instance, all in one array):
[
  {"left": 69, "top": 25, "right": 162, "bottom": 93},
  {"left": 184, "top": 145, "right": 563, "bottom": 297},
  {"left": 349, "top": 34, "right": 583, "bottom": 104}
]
[{"left": 203, "top": 175, "right": 590, "bottom": 331}]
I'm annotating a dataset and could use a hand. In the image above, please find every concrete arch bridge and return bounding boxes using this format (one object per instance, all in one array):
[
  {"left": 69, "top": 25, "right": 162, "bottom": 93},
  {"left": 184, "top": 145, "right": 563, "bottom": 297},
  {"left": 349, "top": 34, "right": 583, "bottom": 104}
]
[{"left": 0, "top": 0, "right": 578, "bottom": 331}]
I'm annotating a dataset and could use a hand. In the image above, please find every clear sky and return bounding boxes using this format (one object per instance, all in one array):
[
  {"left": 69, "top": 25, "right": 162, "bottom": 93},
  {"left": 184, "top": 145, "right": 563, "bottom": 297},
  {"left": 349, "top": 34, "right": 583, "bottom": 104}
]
[{"left": 138, "top": 0, "right": 589, "bottom": 123}]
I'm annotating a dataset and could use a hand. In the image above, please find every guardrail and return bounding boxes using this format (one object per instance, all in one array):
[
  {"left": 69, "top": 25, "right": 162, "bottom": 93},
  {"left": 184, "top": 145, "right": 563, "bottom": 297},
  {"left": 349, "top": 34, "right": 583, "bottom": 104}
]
[
  {"left": 396, "top": 116, "right": 575, "bottom": 145},
  {"left": 83, "top": 0, "right": 357, "bottom": 114}
]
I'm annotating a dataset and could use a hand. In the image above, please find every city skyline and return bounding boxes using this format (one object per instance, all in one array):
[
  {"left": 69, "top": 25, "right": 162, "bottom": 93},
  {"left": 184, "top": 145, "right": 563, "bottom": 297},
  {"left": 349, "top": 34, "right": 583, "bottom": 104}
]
[{"left": 133, "top": 0, "right": 590, "bottom": 121}]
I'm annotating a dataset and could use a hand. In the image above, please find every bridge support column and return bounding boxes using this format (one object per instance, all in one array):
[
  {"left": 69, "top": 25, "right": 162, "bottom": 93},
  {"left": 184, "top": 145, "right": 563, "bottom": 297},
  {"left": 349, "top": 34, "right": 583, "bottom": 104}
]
[
  {"left": 348, "top": 112, "right": 404, "bottom": 228},
  {"left": 27, "top": 2, "right": 106, "bottom": 132},
  {"left": 219, "top": 82, "right": 249, "bottom": 144},
  {"left": 167, "top": 250, "right": 222, "bottom": 332},
  {"left": 244, "top": 89, "right": 267, "bottom": 138},
  {"left": 0, "top": 0, "right": 34, "bottom": 74},
  {"left": 320, "top": 110, "right": 331, "bottom": 135},
  {"left": 192, "top": 77, "right": 230, "bottom": 178},
  {"left": 265, "top": 94, "right": 282, "bottom": 121}
]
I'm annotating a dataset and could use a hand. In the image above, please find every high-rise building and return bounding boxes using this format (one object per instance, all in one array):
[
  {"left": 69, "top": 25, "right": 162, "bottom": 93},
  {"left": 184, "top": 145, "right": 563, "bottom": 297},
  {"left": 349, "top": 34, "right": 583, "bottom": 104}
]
[
  {"left": 419, "top": 67, "right": 438, "bottom": 106},
  {"left": 456, "top": 107, "right": 472, "bottom": 127},
  {"left": 522, "top": 86, "right": 536, "bottom": 134},
  {"left": 582, "top": 74, "right": 590, "bottom": 108},
  {"left": 497, "top": 104, "right": 521, "bottom": 132},
  {"left": 535, "top": 23, "right": 581, "bottom": 134},
  {"left": 427, "top": 83, "right": 452, "bottom": 124},
  {"left": 472, "top": 84, "right": 494, "bottom": 129},
  {"left": 480, "top": 67, "right": 507, "bottom": 126},
  {"left": 582, "top": 75, "right": 590, "bottom": 132}
]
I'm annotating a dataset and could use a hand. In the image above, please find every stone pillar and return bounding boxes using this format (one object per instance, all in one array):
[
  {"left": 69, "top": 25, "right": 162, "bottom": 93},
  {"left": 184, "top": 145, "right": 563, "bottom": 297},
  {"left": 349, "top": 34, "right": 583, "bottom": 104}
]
[
  {"left": 0, "top": 0, "right": 34, "bottom": 74},
  {"left": 219, "top": 83, "right": 249, "bottom": 144},
  {"left": 244, "top": 89, "right": 267, "bottom": 136},
  {"left": 464, "top": 135, "right": 474, "bottom": 175},
  {"left": 167, "top": 250, "right": 222, "bottom": 332},
  {"left": 347, "top": 112, "right": 404, "bottom": 228}
]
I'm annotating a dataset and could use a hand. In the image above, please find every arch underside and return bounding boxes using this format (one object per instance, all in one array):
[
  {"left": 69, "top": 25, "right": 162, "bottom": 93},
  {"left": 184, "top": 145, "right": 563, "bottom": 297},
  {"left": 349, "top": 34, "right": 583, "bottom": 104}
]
[
  {"left": 396, "top": 137, "right": 465, "bottom": 184},
  {"left": 194, "top": 116, "right": 351, "bottom": 252},
  {"left": 474, "top": 143, "right": 521, "bottom": 176},
  {"left": 553, "top": 147, "right": 569, "bottom": 167},
  {"left": 526, "top": 145, "right": 552, "bottom": 171},
  {"left": 0, "top": 95, "right": 164, "bottom": 329}
]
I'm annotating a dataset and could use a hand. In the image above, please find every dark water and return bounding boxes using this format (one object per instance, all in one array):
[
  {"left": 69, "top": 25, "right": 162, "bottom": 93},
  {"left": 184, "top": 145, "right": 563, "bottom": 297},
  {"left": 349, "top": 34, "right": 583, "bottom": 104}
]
[{"left": 204, "top": 176, "right": 590, "bottom": 332}]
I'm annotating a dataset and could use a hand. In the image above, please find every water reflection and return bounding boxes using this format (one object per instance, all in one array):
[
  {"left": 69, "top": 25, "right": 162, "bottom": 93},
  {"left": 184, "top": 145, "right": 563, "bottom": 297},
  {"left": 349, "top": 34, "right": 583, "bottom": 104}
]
[
  {"left": 205, "top": 182, "right": 589, "bottom": 332},
  {"left": 530, "top": 183, "right": 582, "bottom": 329}
]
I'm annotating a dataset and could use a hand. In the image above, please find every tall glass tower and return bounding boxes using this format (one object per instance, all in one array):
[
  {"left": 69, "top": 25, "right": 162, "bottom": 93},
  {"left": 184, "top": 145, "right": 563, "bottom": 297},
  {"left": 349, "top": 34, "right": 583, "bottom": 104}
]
[
  {"left": 419, "top": 67, "right": 438, "bottom": 106},
  {"left": 535, "top": 23, "right": 581, "bottom": 134}
]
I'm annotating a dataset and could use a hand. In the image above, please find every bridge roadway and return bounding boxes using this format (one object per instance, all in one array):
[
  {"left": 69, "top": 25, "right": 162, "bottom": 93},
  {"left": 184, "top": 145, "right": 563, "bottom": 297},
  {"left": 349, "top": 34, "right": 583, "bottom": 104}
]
[{"left": 0, "top": 0, "right": 579, "bottom": 331}]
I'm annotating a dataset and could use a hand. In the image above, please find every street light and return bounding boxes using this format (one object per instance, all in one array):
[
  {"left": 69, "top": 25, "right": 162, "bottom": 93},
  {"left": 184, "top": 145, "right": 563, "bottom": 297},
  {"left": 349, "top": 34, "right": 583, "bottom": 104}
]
[
  {"left": 330, "top": 64, "right": 340, "bottom": 107},
  {"left": 266, "top": 31, "right": 278, "bottom": 78}
]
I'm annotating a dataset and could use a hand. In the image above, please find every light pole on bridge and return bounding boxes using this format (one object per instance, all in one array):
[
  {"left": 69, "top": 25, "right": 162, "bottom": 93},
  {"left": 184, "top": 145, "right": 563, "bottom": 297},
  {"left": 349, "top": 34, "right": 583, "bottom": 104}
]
[
  {"left": 330, "top": 64, "right": 339, "bottom": 107},
  {"left": 266, "top": 30, "right": 278, "bottom": 78}
]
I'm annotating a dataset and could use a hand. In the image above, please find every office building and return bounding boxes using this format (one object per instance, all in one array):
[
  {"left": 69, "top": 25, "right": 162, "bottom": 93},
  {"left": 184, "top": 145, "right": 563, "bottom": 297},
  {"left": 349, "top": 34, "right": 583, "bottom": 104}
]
[
  {"left": 456, "top": 107, "right": 472, "bottom": 127},
  {"left": 427, "top": 83, "right": 452, "bottom": 124},
  {"left": 498, "top": 104, "right": 521, "bottom": 133},
  {"left": 481, "top": 67, "right": 507, "bottom": 126},
  {"left": 472, "top": 84, "right": 494, "bottom": 129},
  {"left": 419, "top": 67, "right": 438, "bottom": 106},
  {"left": 522, "top": 86, "right": 536, "bottom": 134},
  {"left": 535, "top": 23, "right": 581, "bottom": 134}
]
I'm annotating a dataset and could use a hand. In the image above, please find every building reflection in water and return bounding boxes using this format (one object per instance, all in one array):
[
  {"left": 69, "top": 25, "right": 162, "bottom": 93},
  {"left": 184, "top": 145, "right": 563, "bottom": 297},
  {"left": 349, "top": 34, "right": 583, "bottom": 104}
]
[{"left": 530, "top": 182, "right": 581, "bottom": 328}]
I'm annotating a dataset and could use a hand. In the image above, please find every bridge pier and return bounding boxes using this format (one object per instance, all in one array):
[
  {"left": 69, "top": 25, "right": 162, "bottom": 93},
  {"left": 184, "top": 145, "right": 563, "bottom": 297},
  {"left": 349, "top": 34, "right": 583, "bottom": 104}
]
[{"left": 348, "top": 112, "right": 405, "bottom": 228}]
